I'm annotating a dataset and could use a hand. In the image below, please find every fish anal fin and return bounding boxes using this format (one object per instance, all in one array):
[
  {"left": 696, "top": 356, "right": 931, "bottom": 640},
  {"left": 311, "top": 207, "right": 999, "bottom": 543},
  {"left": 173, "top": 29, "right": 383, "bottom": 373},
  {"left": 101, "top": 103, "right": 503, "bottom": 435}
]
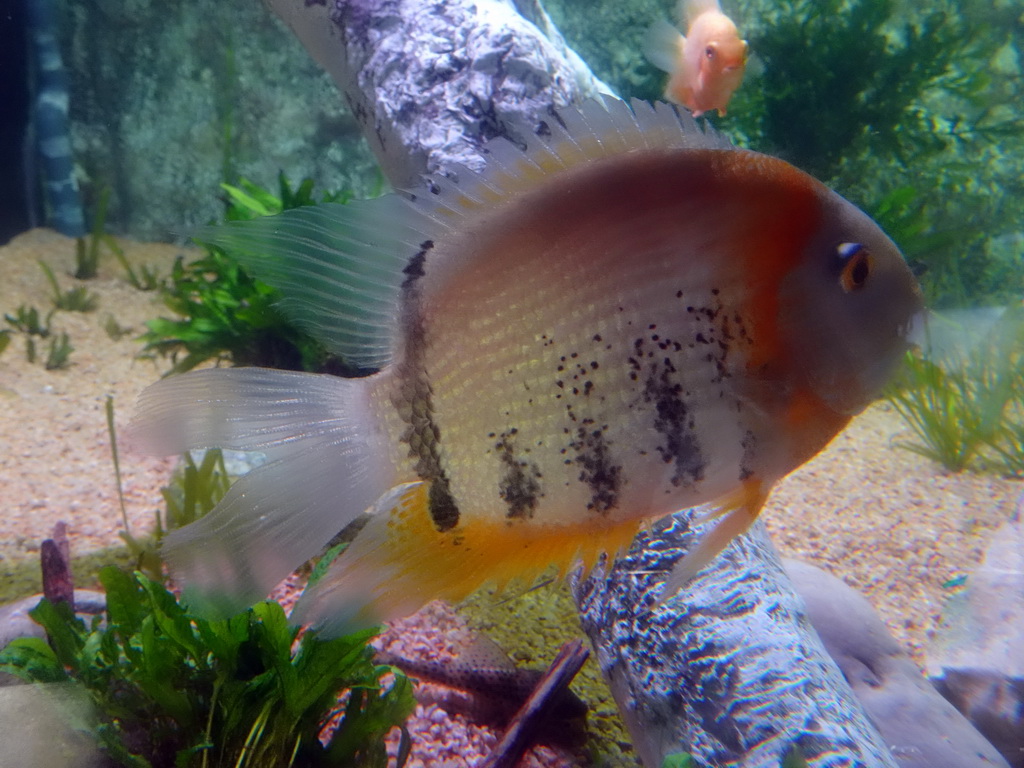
[
  {"left": 658, "top": 478, "right": 769, "bottom": 601},
  {"left": 294, "top": 482, "right": 644, "bottom": 635}
]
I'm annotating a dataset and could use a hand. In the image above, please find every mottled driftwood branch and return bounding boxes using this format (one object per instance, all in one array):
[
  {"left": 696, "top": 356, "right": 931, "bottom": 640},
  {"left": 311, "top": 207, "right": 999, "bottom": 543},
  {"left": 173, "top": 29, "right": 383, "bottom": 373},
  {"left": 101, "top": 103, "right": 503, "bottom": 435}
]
[
  {"left": 483, "top": 639, "right": 589, "bottom": 768},
  {"left": 263, "top": 2, "right": 897, "bottom": 766}
]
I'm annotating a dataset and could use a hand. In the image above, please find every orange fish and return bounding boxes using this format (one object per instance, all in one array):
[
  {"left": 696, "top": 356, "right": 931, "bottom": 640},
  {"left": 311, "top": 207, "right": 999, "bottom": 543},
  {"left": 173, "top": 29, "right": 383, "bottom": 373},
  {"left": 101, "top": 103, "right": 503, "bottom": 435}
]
[
  {"left": 130, "top": 99, "right": 922, "bottom": 635},
  {"left": 646, "top": 0, "right": 748, "bottom": 117}
]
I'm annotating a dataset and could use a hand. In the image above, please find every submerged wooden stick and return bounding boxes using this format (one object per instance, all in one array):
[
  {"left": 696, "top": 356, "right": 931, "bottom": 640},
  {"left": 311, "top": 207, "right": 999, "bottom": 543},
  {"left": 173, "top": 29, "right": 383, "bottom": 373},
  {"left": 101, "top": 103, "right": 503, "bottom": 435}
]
[
  {"left": 483, "top": 639, "right": 589, "bottom": 768},
  {"left": 41, "top": 522, "right": 74, "bottom": 611}
]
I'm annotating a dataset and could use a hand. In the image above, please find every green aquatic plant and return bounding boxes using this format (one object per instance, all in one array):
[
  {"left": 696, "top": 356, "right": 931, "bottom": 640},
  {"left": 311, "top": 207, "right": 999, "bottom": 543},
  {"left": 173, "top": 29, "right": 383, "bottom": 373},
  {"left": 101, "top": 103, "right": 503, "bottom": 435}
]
[
  {"left": 221, "top": 173, "right": 352, "bottom": 222},
  {"left": 74, "top": 186, "right": 115, "bottom": 279},
  {"left": 139, "top": 247, "right": 328, "bottom": 374},
  {"left": 43, "top": 332, "right": 74, "bottom": 370},
  {"left": 106, "top": 395, "right": 232, "bottom": 582},
  {"left": 40, "top": 260, "right": 99, "bottom": 312},
  {"left": 886, "top": 307, "right": 1024, "bottom": 474},
  {"left": 5, "top": 304, "right": 53, "bottom": 336},
  {"left": 114, "top": 248, "right": 163, "bottom": 291},
  {"left": 723, "top": 0, "right": 1024, "bottom": 309},
  {"left": 4, "top": 305, "right": 73, "bottom": 368},
  {"left": 729, "top": 0, "right": 955, "bottom": 181},
  {"left": 104, "top": 314, "right": 133, "bottom": 340},
  {"left": 140, "top": 175, "right": 352, "bottom": 375},
  {"left": 0, "top": 567, "right": 414, "bottom": 768}
]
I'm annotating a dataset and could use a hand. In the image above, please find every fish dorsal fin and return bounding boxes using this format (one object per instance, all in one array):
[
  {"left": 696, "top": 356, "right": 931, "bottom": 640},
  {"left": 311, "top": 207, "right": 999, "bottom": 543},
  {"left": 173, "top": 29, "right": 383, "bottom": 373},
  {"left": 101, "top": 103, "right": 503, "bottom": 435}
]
[
  {"left": 681, "top": 0, "right": 721, "bottom": 25},
  {"left": 422, "top": 98, "right": 731, "bottom": 226},
  {"left": 194, "top": 195, "right": 440, "bottom": 370}
]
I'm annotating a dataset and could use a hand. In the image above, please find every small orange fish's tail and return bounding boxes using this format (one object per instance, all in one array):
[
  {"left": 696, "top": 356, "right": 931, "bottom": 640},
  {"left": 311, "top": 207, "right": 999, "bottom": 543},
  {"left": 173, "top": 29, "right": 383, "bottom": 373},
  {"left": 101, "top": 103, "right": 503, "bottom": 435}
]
[{"left": 292, "top": 482, "right": 644, "bottom": 635}]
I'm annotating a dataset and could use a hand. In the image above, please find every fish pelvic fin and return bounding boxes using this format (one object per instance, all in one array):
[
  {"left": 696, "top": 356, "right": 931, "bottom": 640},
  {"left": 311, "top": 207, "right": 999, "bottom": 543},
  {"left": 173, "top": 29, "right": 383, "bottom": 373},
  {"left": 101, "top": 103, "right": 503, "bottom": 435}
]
[
  {"left": 129, "top": 367, "right": 396, "bottom": 619},
  {"left": 293, "top": 481, "right": 645, "bottom": 636},
  {"left": 657, "top": 478, "right": 769, "bottom": 601}
]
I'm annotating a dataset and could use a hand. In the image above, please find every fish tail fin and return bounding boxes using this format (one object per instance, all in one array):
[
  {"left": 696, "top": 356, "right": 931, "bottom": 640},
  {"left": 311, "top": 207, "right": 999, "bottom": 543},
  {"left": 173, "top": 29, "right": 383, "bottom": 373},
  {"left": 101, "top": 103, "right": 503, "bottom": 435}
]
[
  {"left": 293, "top": 482, "right": 645, "bottom": 635},
  {"left": 657, "top": 479, "right": 768, "bottom": 601},
  {"left": 643, "top": 18, "right": 685, "bottom": 74},
  {"left": 129, "top": 367, "right": 397, "bottom": 618}
]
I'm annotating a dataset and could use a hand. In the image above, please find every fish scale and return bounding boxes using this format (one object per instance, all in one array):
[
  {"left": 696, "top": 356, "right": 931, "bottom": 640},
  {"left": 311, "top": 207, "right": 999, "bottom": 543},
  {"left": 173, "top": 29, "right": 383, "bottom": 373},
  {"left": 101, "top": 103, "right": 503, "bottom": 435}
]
[{"left": 129, "top": 98, "right": 921, "bottom": 633}]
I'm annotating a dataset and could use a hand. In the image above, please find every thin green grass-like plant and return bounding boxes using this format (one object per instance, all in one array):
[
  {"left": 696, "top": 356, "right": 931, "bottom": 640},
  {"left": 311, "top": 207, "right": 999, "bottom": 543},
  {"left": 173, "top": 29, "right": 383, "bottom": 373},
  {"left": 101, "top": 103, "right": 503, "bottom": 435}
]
[
  {"left": 40, "top": 260, "right": 99, "bottom": 312},
  {"left": 43, "top": 332, "right": 74, "bottom": 370},
  {"left": 887, "top": 307, "right": 1024, "bottom": 473},
  {"left": 74, "top": 187, "right": 112, "bottom": 279},
  {"left": 887, "top": 352, "right": 988, "bottom": 471}
]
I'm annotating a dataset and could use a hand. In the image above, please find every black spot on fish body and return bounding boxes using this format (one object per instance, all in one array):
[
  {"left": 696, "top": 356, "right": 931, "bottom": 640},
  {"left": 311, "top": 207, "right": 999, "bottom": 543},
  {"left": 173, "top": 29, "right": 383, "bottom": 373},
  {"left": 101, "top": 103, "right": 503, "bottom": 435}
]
[
  {"left": 567, "top": 423, "right": 621, "bottom": 514},
  {"left": 496, "top": 431, "right": 542, "bottom": 520},
  {"left": 429, "top": 478, "right": 460, "bottom": 532},
  {"left": 395, "top": 237, "right": 462, "bottom": 531},
  {"left": 401, "top": 240, "right": 433, "bottom": 285},
  {"left": 643, "top": 363, "right": 705, "bottom": 489}
]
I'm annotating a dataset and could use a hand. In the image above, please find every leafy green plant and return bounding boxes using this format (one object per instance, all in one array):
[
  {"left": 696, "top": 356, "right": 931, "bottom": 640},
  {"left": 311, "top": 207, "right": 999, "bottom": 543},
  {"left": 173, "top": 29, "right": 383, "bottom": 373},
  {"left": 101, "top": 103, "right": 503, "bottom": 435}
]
[
  {"left": 0, "top": 329, "right": 9, "bottom": 356},
  {"left": 887, "top": 307, "right": 1024, "bottom": 474},
  {"left": 139, "top": 247, "right": 331, "bottom": 374},
  {"left": 40, "top": 260, "right": 99, "bottom": 312},
  {"left": 0, "top": 567, "right": 414, "bottom": 768},
  {"left": 721, "top": 0, "right": 1024, "bottom": 309},
  {"left": 139, "top": 175, "right": 353, "bottom": 376},
  {"left": 44, "top": 332, "right": 74, "bottom": 370},
  {"left": 5, "top": 304, "right": 53, "bottom": 336},
  {"left": 221, "top": 174, "right": 351, "bottom": 223}
]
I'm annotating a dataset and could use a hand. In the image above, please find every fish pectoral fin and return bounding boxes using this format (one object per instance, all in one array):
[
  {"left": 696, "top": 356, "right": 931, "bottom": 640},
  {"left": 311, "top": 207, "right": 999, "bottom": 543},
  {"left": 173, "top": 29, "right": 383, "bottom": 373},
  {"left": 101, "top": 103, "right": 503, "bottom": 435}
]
[{"left": 657, "top": 478, "right": 769, "bottom": 601}]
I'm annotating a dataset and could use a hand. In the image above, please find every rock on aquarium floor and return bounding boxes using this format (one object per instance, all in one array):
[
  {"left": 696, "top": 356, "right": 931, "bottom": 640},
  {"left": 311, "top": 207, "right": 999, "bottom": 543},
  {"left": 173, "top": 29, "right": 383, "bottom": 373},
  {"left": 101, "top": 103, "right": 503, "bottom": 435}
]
[{"left": 2, "top": 228, "right": 1022, "bottom": 765}]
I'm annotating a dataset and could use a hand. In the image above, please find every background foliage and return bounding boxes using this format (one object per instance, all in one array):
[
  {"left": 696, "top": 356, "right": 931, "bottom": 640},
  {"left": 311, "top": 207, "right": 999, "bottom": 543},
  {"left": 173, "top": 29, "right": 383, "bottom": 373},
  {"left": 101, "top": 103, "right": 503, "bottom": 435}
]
[{"left": 547, "top": 0, "right": 1024, "bottom": 309}]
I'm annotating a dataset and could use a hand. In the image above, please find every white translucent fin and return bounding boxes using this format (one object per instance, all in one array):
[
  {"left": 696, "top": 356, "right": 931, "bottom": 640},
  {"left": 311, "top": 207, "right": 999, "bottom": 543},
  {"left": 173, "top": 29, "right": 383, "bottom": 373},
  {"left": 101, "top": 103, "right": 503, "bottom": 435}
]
[
  {"left": 658, "top": 480, "right": 768, "bottom": 600},
  {"left": 681, "top": 0, "right": 721, "bottom": 25},
  {"left": 128, "top": 368, "right": 395, "bottom": 618},
  {"left": 644, "top": 18, "right": 683, "bottom": 74},
  {"left": 195, "top": 197, "right": 440, "bottom": 370},
  {"left": 292, "top": 482, "right": 430, "bottom": 634}
]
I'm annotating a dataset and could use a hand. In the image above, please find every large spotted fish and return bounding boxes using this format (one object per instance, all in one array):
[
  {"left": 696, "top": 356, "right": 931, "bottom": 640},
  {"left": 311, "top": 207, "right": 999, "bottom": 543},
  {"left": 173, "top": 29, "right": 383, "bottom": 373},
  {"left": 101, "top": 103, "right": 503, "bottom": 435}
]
[{"left": 130, "top": 98, "right": 922, "bottom": 634}]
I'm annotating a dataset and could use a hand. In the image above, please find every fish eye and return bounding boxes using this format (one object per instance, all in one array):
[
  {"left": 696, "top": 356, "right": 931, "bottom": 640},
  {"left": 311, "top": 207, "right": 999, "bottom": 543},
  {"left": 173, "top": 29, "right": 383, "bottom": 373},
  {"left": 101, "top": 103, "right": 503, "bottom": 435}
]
[
  {"left": 836, "top": 242, "right": 872, "bottom": 292},
  {"left": 705, "top": 45, "right": 716, "bottom": 59}
]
